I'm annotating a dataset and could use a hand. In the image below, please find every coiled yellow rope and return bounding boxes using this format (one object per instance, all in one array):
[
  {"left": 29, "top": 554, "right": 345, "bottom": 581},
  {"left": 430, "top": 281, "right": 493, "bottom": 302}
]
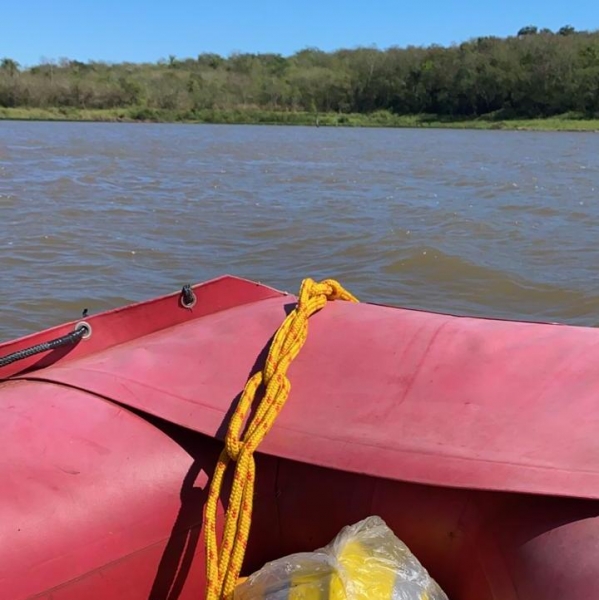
[{"left": 204, "top": 277, "right": 359, "bottom": 600}]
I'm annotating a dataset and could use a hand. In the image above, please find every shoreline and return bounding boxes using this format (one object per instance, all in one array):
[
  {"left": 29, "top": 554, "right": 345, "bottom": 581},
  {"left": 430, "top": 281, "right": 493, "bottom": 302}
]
[{"left": 2, "top": 107, "right": 599, "bottom": 132}]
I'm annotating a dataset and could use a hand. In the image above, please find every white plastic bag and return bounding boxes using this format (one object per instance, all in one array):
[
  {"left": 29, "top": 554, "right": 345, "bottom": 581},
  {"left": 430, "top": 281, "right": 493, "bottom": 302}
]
[{"left": 234, "top": 516, "right": 449, "bottom": 599}]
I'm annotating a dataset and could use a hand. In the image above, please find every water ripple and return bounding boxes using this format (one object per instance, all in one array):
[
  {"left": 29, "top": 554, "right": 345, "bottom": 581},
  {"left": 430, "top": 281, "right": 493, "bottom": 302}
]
[{"left": 2, "top": 122, "right": 599, "bottom": 341}]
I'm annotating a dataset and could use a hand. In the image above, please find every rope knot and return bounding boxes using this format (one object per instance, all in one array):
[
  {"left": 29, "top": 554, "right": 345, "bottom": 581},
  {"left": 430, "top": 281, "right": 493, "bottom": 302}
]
[{"left": 321, "top": 278, "right": 359, "bottom": 302}]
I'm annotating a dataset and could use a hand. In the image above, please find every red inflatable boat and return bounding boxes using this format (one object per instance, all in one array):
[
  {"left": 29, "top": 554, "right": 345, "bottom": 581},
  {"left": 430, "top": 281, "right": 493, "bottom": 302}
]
[{"left": 1, "top": 275, "right": 597, "bottom": 600}]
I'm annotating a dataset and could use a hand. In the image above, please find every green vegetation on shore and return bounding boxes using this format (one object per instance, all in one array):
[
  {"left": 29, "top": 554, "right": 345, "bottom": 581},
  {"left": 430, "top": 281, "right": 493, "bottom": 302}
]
[
  {"left": 2, "top": 106, "right": 599, "bottom": 131},
  {"left": 1, "top": 25, "right": 599, "bottom": 130}
]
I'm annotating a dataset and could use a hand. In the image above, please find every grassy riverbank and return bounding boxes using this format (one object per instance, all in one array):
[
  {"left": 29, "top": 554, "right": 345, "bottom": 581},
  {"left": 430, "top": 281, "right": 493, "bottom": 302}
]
[{"left": 1, "top": 106, "right": 599, "bottom": 131}]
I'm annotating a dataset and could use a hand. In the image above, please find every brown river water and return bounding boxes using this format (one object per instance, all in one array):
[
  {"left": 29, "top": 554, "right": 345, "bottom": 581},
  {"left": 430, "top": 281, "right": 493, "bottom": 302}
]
[{"left": 1, "top": 121, "right": 599, "bottom": 342}]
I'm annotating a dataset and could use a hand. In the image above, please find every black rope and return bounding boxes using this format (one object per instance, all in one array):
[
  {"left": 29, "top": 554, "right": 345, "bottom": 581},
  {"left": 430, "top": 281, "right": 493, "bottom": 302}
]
[{"left": 0, "top": 324, "right": 89, "bottom": 369}]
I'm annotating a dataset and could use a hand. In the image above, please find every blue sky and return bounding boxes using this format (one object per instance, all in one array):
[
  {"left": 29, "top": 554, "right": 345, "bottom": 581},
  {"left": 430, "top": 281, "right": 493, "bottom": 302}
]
[{"left": 2, "top": 0, "right": 597, "bottom": 67}]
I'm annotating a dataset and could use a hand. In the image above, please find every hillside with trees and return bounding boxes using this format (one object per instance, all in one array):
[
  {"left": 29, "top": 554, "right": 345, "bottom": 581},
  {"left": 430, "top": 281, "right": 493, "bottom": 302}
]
[{"left": 1, "top": 26, "right": 598, "bottom": 125}]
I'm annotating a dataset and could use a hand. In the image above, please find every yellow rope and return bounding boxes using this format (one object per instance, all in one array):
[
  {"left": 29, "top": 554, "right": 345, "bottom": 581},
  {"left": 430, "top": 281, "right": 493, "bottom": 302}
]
[{"left": 204, "top": 277, "right": 359, "bottom": 600}]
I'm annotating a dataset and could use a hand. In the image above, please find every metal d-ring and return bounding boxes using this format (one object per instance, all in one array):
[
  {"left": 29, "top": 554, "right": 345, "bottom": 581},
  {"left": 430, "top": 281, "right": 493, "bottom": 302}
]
[
  {"left": 74, "top": 321, "right": 92, "bottom": 339},
  {"left": 180, "top": 285, "right": 197, "bottom": 309}
]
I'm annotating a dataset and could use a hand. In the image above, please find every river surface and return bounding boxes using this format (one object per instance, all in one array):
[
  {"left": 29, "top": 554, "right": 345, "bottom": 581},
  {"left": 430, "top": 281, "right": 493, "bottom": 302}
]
[{"left": 1, "top": 121, "right": 598, "bottom": 342}]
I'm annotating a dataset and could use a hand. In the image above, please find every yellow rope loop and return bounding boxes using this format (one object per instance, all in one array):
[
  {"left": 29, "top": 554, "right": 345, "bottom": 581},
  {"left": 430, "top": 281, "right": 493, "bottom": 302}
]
[
  {"left": 224, "top": 372, "right": 263, "bottom": 461},
  {"left": 204, "top": 277, "right": 358, "bottom": 600}
]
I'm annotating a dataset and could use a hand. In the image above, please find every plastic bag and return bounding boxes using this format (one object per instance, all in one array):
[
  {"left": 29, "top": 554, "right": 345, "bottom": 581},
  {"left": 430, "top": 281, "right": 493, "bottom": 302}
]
[{"left": 233, "top": 516, "right": 449, "bottom": 599}]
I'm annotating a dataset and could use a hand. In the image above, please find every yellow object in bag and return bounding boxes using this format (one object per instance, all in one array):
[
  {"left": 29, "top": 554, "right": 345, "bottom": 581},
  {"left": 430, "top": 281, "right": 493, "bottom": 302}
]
[{"left": 233, "top": 516, "right": 449, "bottom": 600}]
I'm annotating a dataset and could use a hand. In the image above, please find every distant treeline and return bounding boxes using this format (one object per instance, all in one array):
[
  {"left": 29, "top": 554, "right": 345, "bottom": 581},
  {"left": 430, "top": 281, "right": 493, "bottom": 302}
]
[{"left": 2, "top": 25, "right": 599, "bottom": 120}]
